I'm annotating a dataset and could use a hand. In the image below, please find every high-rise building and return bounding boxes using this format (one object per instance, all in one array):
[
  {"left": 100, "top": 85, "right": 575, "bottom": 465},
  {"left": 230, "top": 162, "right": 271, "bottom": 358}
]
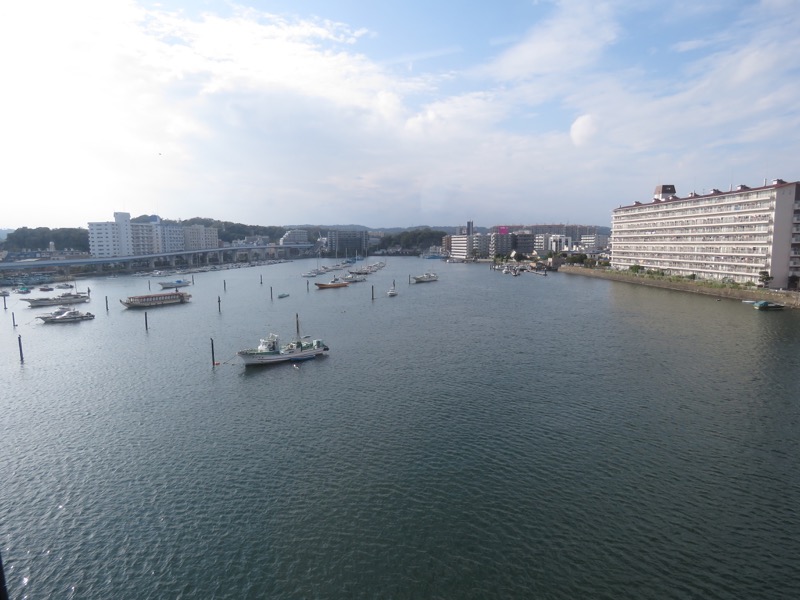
[
  {"left": 610, "top": 179, "right": 800, "bottom": 288},
  {"left": 326, "top": 229, "right": 368, "bottom": 257}
]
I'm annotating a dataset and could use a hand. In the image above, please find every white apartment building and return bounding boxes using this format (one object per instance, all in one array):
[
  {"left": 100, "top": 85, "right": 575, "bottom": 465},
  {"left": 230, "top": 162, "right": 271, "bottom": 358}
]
[
  {"left": 89, "top": 213, "right": 218, "bottom": 257},
  {"left": 449, "top": 234, "right": 471, "bottom": 260},
  {"left": 610, "top": 180, "right": 800, "bottom": 288},
  {"left": 88, "top": 212, "right": 134, "bottom": 258}
]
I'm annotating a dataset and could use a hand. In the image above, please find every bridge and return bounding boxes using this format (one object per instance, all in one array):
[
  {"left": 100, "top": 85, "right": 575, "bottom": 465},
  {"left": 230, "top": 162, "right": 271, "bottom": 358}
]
[{"left": 0, "top": 244, "right": 315, "bottom": 277}]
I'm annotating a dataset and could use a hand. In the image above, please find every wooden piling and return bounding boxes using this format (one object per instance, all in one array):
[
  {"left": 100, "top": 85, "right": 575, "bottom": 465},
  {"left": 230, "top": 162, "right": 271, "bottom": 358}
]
[{"left": 17, "top": 335, "right": 23, "bottom": 363}]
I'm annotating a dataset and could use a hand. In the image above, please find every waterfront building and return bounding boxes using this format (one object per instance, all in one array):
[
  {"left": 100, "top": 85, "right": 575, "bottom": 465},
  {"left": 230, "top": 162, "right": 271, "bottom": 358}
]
[
  {"left": 89, "top": 212, "right": 134, "bottom": 258},
  {"left": 449, "top": 234, "right": 471, "bottom": 260},
  {"left": 610, "top": 179, "right": 800, "bottom": 288},
  {"left": 89, "top": 213, "right": 219, "bottom": 258},
  {"left": 489, "top": 233, "right": 513, "bottom": 257},
  {"left": 472, "top": 233, "right": 490, "bottom": 258},
  {"left": 184, "top": 224, "right": 219, "bottom": 251},
  {"left": 326, "top": 229, "right": 368, "bottom": 257}
]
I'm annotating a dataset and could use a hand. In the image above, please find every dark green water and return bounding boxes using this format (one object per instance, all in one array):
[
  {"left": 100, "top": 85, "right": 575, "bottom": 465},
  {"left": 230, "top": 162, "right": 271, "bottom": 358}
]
[{"left": 2, "top": 258, "right": 799, "bottom": 599}]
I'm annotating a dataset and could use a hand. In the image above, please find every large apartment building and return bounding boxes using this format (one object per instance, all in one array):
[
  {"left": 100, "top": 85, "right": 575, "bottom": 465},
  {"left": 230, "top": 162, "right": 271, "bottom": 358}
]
[
  {"left": 610, "top": 179, "right": 800, "bottom": 288},
  {"left": 88, "top": 213, "right": 219, "bottom": 258}
]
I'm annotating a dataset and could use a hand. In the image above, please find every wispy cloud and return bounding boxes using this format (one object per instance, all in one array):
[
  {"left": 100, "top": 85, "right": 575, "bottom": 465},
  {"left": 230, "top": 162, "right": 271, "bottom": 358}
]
[{"left": 0, "top": 0, "right": 799, "bottom": 229}]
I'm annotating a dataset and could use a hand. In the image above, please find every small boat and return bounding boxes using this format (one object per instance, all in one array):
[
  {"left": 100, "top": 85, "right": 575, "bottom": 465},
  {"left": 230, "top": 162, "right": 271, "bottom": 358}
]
[
  {"left": 315, "top": 276, "right": 350, "bottom": 289},
  {"left": 277, "top": 293, "right": 290, "bottom": 299},
  {"left": 387, "top": 280, "right": 398, "bottom": 297},
  {"left": 39, "top": 286, "right": 55, "bottom": 292},
  {"left": 412, "top": 272, "right": 438, "bottom": 283},
  {"left": 342, "top": 273, "right": 367, "bottom": 283},
  {"left": 55, "top": 283, "right": 74, "bottom": 289},
  {"left": 753, "top": 300, "right": 785, "bottom": 310},
  {"left": 120, "top": 292, "right": 192, "bottom": 308},
  {"left": 237, "top": 314, "right": 329, "bottom": 366},
  {"left": 158, "top": 279, "right": 192, "bottom": 289},
  {"left": 22, "top": 292, "right": 90, "bottom": 307},
  {"left": 38, "top": 308, "right": 95, "bottom": 323}
]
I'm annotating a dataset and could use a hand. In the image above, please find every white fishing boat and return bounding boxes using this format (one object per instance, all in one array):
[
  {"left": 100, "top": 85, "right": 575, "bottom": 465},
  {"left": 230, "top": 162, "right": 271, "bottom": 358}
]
[
  {"left": 387, "top": 281, "right": 398, "bottom": 297},
  {"left": 38, "top": 308, "right": 95, "bottom": 323},
  {"left": 237, "top": 314, "right": 329, "bottom": 366},
  {"left": 22, "top": 292, "right": 90, "bottom": 307},
  {"left": 412, "top": 272, "right": 438, "bottom": 283}
]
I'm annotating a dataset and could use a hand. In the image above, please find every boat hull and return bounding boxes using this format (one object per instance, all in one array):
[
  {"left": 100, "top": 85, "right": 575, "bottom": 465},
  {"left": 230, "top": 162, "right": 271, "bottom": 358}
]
[{"left": 315, "top": 282, "right": 349, "bottom": 288}]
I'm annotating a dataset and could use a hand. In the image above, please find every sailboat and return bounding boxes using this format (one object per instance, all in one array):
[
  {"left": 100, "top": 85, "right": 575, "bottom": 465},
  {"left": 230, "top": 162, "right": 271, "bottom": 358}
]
[{"left": 387, "top": 280, "right": 398, "bottom": 297}]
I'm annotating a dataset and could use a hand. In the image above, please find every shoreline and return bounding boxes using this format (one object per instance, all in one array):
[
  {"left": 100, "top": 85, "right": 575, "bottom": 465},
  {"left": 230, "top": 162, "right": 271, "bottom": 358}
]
[{"left": 558, "top": 265, "right": 800, "bottom": 308}]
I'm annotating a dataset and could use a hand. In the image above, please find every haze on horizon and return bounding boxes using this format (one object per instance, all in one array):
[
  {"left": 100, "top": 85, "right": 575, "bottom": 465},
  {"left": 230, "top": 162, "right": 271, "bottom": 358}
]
[{"left": 1, "top": 0, "right": 799, "bottom": 231}]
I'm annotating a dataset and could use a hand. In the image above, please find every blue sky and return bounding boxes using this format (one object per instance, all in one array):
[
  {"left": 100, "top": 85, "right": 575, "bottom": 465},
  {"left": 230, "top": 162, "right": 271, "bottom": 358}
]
[{"left": 1, "top": 0, "right": 799, "bottom": 230}]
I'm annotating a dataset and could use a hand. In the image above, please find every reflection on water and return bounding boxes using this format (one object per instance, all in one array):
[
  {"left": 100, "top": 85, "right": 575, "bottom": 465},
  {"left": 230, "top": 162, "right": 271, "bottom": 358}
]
[{"left": 2, "top": 260, "right": 799, "bottom": 599}]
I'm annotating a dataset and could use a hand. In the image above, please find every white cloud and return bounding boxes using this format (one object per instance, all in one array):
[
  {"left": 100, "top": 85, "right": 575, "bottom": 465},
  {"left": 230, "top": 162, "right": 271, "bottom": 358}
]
[
  {"left": 570, "top": 114, "right": 598, "bottom": 147},
  {"left": 1, "top": 0, "right": 800, "bottom": 230},
  {"left": 481, "top": 0, "right": 618, "bottom": 81}
]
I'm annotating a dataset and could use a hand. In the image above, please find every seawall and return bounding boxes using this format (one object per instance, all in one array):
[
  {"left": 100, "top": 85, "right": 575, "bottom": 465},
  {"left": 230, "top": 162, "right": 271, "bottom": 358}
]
[{"left": 558, "top": 265, "right": 800, "bottom": 308}]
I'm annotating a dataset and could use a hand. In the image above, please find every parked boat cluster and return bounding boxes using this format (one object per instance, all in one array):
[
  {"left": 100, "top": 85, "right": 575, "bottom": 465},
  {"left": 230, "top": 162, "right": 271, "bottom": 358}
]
[{"left": 306, "top": 260, "right": 389, "bottom": 288}]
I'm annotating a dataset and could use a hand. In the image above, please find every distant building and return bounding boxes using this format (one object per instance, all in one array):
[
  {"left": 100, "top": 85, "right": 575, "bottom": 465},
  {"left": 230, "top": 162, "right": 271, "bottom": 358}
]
[
  {"left": 489, "top": 233, "right": 513, "bottom": 257},
  {"left": 326, "top": 229, "right": 368, "bottom": 257},
  {"left": 610, "top": 179, "right": 800, "bottom": 288},
  {"left": 279, "top": 230, "right": 310, "bottom": 245},
  {"left": 88, "top": 212, "right": 218, "bottom": 257},
  {"left": 578, "top": 234, "right": 609, "bottom": 251}
]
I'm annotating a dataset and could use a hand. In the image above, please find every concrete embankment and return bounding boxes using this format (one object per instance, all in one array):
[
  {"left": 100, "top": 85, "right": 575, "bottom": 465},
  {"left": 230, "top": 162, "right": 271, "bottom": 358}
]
[{"left": 558, "top": 265, "right": 800, "bottom": 308}]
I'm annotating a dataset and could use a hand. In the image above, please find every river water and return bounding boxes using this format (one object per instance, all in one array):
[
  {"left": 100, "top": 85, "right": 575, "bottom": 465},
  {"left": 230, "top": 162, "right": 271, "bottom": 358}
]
[{"left": 2, "top": 258, "right": 799, "bottom": 599}]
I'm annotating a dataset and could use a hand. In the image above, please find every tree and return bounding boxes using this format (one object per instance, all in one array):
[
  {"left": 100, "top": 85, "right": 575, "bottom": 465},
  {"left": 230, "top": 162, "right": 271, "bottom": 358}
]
[{"left": 758, "top": 271, "right": 773, "bottom": 287}]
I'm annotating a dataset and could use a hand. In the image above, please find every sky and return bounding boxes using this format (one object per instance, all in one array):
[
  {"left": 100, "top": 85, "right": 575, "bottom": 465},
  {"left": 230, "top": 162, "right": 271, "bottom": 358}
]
[{"left": 2, "top": 0, "right": 799, "bottom": 231}]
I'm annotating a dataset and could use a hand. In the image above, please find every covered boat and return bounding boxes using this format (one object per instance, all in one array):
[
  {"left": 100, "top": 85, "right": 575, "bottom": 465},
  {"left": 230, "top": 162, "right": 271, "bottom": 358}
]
[{"left": 120, "top": 291, "right": 192, "bottom": 308}]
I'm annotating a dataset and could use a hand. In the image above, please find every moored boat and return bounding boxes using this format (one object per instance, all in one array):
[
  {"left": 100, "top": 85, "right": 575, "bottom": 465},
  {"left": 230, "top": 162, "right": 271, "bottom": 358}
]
[
  {"left": 38, "top": 308, "right": 95, "bottom": 323},
  {"left": 315, "top": 276, "right": 350, "bottom": 289},
  {"left": 120, "top": 291, "right": 192, "bottom": 308},
  {"left": 753, "top": 300, "right": 785, "bottom": 310},
  {"left": 158, "top": 279, "right": 192, "bottom": 289},
  {"left": 23, "top": 292, "right": 90, "bottom": 307},
  {"left": 387, "top": 280, "right": 398, "bottom": 297},
  {"left": 237, "top": 314, "right": 329, "bottom": 366},
  {"left": 412, "top": 272, "right": 438, "bottom": 283}
]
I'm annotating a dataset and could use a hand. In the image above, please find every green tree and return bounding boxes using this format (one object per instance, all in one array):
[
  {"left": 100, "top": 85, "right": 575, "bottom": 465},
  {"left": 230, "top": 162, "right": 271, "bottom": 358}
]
[{"left": 758, "top": 271, "right": 773, "bottom": 287}]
